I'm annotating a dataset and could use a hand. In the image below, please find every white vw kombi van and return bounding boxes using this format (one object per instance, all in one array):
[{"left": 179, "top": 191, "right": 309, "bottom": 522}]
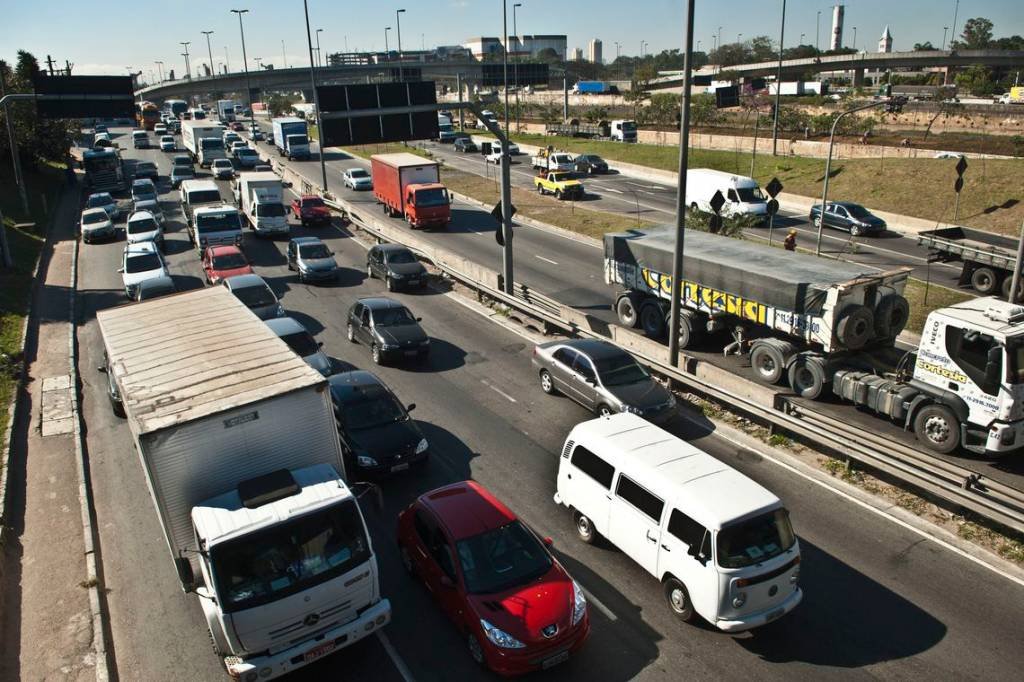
[{"left": 554, "top": 413, "right": 802, "bottom": 631}]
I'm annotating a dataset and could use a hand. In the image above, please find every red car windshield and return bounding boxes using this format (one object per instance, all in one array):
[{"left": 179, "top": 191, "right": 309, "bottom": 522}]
[
  {"left": 212, "top": 253, "right": 248, "bottom": 270},
  {"left": 456, "top": 521, "right": 552, "bottom": 594},
  {"left": 302, "top": 198, "right": 324, "bottom": 209}
]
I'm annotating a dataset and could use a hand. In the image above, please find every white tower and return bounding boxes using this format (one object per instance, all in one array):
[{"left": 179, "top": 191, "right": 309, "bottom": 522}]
[
  {"left": 830, "top": 5, "right": 845, "bottom": 51},
  {"left": 588, "top": 38, "right": 603, "bottom": 64},
  {"left": 878, "top": 26, "right": 893, "bottom": 53}
]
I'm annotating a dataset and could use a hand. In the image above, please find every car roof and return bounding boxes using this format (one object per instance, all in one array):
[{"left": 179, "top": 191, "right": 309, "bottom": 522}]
[
  {"left": 127, "top": 210, "right": 155, "bottom": 221},
  {"left": 833, "top": 201, "right": 864, "bottom": 209},
  {"left": 327, "top": 370, "right": 385, "bottom": 399},
  {"left": 207, "top": 244, "right": 243, "bottom": 256},
  {"left": 376, "top": 243, "right": 412, "bottom": 254},
  {"left": 224, "top": 273, "right": 268, "bottom": 289},
  {"left": 357, "top": 296, "right": 405, "bottom": 310},
  {"left": 82, "top": 207, "right": 108, "bottom": 217},
  {"left": 290, "top": 236, "right": 322, "bottom": 246},
  {"left": 420, "top": 481, "right": 517, "bottom": 541},
  {"left": 540, "top": 338, "right": 626, "bottom": 360},
  {"left": 264, "top": 316, "right": 307, "bottom": 337},
  {"left": 125, "top": 241, "right": 159, "bottom": 255},
  {"left": 88, "top": 192, "right": 113, "bottom": 201}
]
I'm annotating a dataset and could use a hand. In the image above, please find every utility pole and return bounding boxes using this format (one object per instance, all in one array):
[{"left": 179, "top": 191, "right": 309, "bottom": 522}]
[
  {"left": 231, "top": 9, "right": 253, "bottom": 132},
  {"left": 180, "top": 42, "right": 191, "bottom": 79},
  {"left": 202, "top": 31, "right": 215, "bottom": 79},
  {"left": 456, "top": 73, "right": 464, "bottom": 130},
  {"left": 0, "top": 65, "right": 30, "bottom": 216},
  {"left": 816, "top": 10, "right": 821, "bottom": 52},
  {"left": 500, "top": 0, "right": 513, "bottom": 295},
  {"left": 668, "top": 0, "right": 697, "bottom": 367},
  {"left": 396, "top": 8, "right": 406, "bottom": 82},
  {"left": 316, "top": 29, "right": 324, "bottom": 69},
  {"left": 385, "top": 27, "right": 391, "bottom": 56},
  {"left": 303, "top": 0, "right": 329, "bottom": 194},
  {"left": 282, "top": 40, "right": 288, "bottom": 68},
  {"left": 771, "top": 0, "right": 786, "bottom": 156},
  {"left": 942, "top": 27, "right": 949, "bottom": 51},
  {"left": 563, "top": 75, "right": 568, "bottom": 120},
  {"left": 513, "top": 2, "right": 521, "bottom": 133}
]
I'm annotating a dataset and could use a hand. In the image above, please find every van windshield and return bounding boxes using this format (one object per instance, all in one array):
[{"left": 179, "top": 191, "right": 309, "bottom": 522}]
[
  {"left": 211, "top": 500, "right": 371, "bottom": 613},
  {"left": 196, "top": 212, "right": 241, "bottom": 234},
  {"left": 716, "top": 509, "right": 796, "bottom": 569},
  {"left": 188, "top": 189, "right": 222, "bottom": 205},
  {"left": 736, "top": 187, "right": 766, "bottom": 203}
]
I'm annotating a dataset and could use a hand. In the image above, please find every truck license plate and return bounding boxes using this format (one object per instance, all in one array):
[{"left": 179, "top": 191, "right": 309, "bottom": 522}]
[
  {"left": 303, "top": 641, "right": 336, "bottom": 663},
  {"left": 391, "top": 463, "right": 410, "bottom": 472},
  {"left": 542, "top": 651, "right": 569, "bottom": 669}
]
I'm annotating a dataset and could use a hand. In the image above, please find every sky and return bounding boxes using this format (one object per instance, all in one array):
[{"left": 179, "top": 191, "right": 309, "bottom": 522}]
[{"left": 1, "top": 0, "right": 1022, "bottom": 80}]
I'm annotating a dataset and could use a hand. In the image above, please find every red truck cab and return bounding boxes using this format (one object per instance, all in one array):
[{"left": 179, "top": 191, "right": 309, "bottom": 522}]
[
  {"left": 371, "top": 153, "right": 451, "bottom": 230},
  {"left": 291, "top": 195, "right": 332, "bottom": 226}
]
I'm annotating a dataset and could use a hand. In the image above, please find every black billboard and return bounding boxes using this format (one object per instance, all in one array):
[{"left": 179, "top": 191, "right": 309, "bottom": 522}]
[
  {"left": 318, "top": 82, "right": 439, "bottom": 146},
  {"left": 32, "top": 75, "right": 135, "bottom": 119},
  {"left": 481, "top": 63, "right": 549, "bottom": 87}
]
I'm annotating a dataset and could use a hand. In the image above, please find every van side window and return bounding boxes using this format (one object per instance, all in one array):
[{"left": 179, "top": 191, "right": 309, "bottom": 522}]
[
  {"left": 727, "top": 189, "right": 740, "bottom": 203},
  {"left": 570, "top": 445, "right": 614, "bottom": 489},
  {"left": 615, "top": 475, "right": 664, "bottom": 522},
  {"left": 668, "top": 509, "right": 708, "bottom": 549}
]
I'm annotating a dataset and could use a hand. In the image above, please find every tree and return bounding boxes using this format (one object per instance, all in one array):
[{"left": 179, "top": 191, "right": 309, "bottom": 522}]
[
  {"left": 710, "top": 42, "right": 752, "bottom": 67},
  {"left": 921, "top": 90, "right": 963, "bottom": 140},
  {"left": 954, "top": 17, "right": 994, "bottom": 49},
  {"left": 956, "top": 64, "right": 998, "bottom": 96},
  {"left": 913, "top": 41, "right": 935, "bottom": 51},
  {"left": 535, "top": 47, "right": 561, "bottom": 63},
  {"left": 782, "top": 45, "right": 819, "bottom": 60},
  {"left": 689, "top": 94, "right": 721, "bottom": 130},
  {"left": 267, "top": 94, "right": 297, "bottom": 117},
  {"left": 646, "top": 93, "right": 680, "bottom": 126},
  {"left": 748, "top": 36, "right": 776, "bottom": 62},
  {"left": 0, "top": 51, "right": 78, "bottom": 169},
  {"left": 582, "top": 106, "right": 609, "bottom": 123}
]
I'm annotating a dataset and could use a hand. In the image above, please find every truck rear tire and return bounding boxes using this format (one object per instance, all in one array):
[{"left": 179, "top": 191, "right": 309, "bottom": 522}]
[
  {"left": 913, "top": 404, "right": 961, "bottom": 454},
  {"left": 640, "top": 301, "right": 667, "bottom": 338},
  {"left": 836, "top": 305, "right": 874, "bottom": 350},
  {"left": 667, "top": 309, "right": 700, "bottom": 349},
  {"left": 971, "top": 267, "right": 999, "bottom": 295},
  {"left": 616, "top": 294, "right": 641, "bottom": 328},
  {"left": 751, "top": 343, "right": 786, "bottom": 385},
  {"left": 788, "top": 354, "right": 828, "bottom": 399},
  {"left": 1001, "top": 274, "right": 1021, "bottom": 300},
  {"left": 874, "top": 295, "right": 910, "bottom": 340}
]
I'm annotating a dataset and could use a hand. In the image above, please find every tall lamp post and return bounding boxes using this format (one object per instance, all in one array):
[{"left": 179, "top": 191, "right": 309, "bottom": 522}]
[
  {"left": 816, "top": 10, "right": 821, "bottom": 52},
  {"left": 202, "top": 30, "right": 215, "bottom": 78},
  {"left": 154, "top": 60, "right": 164, "bottom": 82},
  {"left": 513, "top": 2, "right": 522, "bottom": 133},
  {"left": 384, "top": 27, "right": 391, "bottom": 56},
  {"left": 500, "top": 0, "right": 513, "bottom": 294},
  {"left": 942, "top": 26, "right": 949, "bottom": 50},
  {"left": 180, "top": 42, "right": 191, "bottom": 79},
  {"left": 395, "top": 9, "right": 406, "bottom": 82},
  {"left": 316, "top": 29, "right": 324, "bottom": 68},
  {"left": 951, "top": 0, "right": 960, "bottom": 46},
  {"left": 224, "top": 46, "right": 230, "bottom": 73},
  {"left": 230, "top": 9, "right": 253, "bottom": 135},
  {"left": 254, "top": 57, "right": 263, "bottom": 70},
  {"left": 852, "top": 26, "right": 857, "bottom": 51},
  {"left": 771, "top": 0, "right": 786, "bottom": 156},
  {"left": 302, "top": 0, "right": 329, "bottom": 194}
]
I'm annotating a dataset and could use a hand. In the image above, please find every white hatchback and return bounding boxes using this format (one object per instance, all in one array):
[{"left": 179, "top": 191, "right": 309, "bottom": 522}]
[
  {"left": 125, "top": 210, "right": 165, "bottom": 250},
  {"left": 120, "top": 241, "right": 169, "bottom": 299}
]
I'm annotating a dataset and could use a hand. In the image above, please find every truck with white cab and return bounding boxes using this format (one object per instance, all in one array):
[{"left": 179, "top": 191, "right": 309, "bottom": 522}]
[
  {"left": 217, "top": 99, "right": 237, "bottom": 122},
  {"left": 238, "top": 172, "right": 289, "bottom": 237},
  {"left": 181, "top": 119, "right": 227, "bottom": 167},
  {"left": 272, "top": 117, "right": 310, "bottom": 160},
  {"left": 96, "top": 286, "right": 391, "bottom": 680}
]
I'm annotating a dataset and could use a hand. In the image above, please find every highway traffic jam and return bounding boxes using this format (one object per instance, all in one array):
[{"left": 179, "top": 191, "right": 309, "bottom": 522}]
[{"left": 70, "top": 100, "right": 1024, "bottom": 681}]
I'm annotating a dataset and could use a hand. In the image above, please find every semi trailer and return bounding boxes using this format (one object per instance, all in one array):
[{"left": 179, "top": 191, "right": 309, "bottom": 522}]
[{"left": 917, "top": 226, "right": 1021, "bottom": 299}]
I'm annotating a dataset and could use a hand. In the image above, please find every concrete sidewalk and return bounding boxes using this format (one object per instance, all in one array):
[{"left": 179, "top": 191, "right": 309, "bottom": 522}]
[{"left": 1, "top": 186, "right": 99, "bottom": 681}]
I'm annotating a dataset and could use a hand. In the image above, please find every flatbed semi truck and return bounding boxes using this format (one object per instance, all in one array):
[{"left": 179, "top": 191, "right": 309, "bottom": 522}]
[{"left": 917, "top": 226, "right": 1021, "bottom": 299}]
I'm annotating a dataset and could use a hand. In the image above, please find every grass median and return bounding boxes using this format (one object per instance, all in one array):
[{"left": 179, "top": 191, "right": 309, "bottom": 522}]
[
  {"left": 488, "top": 132, "right": 1024, "bottom": 237},
  {"left": 0, "top": 162, "right": 63, "bottom": 439}
]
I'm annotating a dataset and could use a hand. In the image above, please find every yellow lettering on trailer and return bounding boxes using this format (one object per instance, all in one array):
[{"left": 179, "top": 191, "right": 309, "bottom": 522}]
[{"left": 638, "top": 267, "right": 769, "bottom": 325}]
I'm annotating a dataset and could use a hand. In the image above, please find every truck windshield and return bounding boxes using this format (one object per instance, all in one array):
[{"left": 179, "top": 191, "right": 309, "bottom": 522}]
[
  {"left": 201, "top": 139, "right": 224, "bottom": 150},
  {"left": 414, "top": 188, "right": 449, "bottom": 207},
  {"left": 736, "top": 187, "right": 766, "bottom": 203},
  {"left": 84, "top": 156, "right": 118, "bottom": 173},
  {"left": 622, "top": 121, "right": 637, "bottom": 132},
  {"left": 211, "top": 499, "right": 371, "bottom": 613},
  {"left": 189, "top": 190, "right": 222, "bottom": 205},
  {"left": 196, "top": 213, "right": 241, "bottom": 234},
  {"left": 438, "top": 124, "right": 453, "bottom": 133},
  {"left": 256, "top": 203, "right": 285, "bottom": 218},
  {"left": 716, "top": 509, "right": 796, "bottom": 569},
  {"left": 288, "top": 135, "right": 309, "bottom": 146}
]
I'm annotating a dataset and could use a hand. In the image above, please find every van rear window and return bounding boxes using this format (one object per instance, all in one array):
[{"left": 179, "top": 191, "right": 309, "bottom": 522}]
[{"left": 570, "top": 446, "right": 614, "bottom": 489}]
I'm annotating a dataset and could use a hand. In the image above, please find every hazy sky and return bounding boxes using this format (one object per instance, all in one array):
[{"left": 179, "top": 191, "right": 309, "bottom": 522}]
[{"left": 2, "top": 0, "right": 1021, "bottom": 79}]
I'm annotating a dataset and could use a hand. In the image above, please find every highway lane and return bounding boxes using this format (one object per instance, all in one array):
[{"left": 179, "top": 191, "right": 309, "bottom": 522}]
[
  {"left": 245, "top": 119, "right": 1024, "bottom": 490},
  {"left": 77, "top": 127, "right": 1024, "bottom": 680}
]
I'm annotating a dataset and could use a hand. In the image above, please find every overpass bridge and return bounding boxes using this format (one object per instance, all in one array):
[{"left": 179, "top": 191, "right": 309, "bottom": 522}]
[{"left": 652, "top": 49, "right": 1024, "bottom": 88}]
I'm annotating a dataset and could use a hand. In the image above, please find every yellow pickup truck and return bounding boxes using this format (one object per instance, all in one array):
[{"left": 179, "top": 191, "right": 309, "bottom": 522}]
[{"left": 534, "top": 171, "right": 585, "bottom": 200}]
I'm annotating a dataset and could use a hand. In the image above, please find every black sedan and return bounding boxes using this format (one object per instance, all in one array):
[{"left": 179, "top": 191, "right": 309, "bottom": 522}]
[
  {"left": 453, "top": 137, "right": 478, "bottom": 153},
  {"left": 366, "top": 243, "right": 428, "bottom": 291},
  {"left": 328, "top": 370, "right": 428, "bottom": 477},
  {"left": 134, "top": 161, "right": 159, "bottom": 181},
  {"left": 809, "top": 201, "right": 887, "bottom": 236},
  {"left": 346, "top": 297, "right": 430, "bottom": 365},
  {"left": 574, "top": 154, "right": 609, "bottom": 174}
]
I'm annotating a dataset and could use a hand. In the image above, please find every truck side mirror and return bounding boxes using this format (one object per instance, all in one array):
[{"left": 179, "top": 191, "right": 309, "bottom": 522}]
[{"left": 175, "top": 557, "right": 196, "bottom": 592}]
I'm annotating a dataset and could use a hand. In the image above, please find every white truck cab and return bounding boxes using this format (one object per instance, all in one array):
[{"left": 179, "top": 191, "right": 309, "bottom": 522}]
[
  {"left": 685, "top": 169, "right": 769, "bottom": 223},
  {"left": 554, "top": 413, "right": 802, "bottom": 631},
  {"left": 192, "top": 205, "right": 243, "bottom": 252}
]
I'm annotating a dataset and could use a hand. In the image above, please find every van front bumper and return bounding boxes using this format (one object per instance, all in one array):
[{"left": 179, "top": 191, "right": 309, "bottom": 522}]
[
  {"left": 225, "top": 598, "right": 391, "bottom": 681},
  {"left": 715, "top": 587, "right": 802, "bottom": 632}
]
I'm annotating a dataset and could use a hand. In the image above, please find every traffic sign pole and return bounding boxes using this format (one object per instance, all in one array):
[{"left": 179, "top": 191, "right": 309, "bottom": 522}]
[
  {"left": 764, "top": 176, "right": 783, "bottom": 246},
  {"left": 953, "top": 156, "right": 967, "bottom": 223}
]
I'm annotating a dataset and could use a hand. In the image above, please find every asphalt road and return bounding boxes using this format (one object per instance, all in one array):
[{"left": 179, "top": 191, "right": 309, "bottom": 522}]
[
  {"left": 76, "top": 126, "right": 1024, "bottom": 681},
  {"left": 245, "top": 119, "right": 1024, "bottom": 490}
]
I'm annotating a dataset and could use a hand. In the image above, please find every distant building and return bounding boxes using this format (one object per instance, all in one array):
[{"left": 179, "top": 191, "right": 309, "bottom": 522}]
[
  {"left": 831, "top": 4, "right": 845, "bottom": 51},
  {"left": 571, "top": 47, "right": 584, "bottom": 61},
  {"left": 878, "top": 26, "right": 893, "bottom": 53},
  {"left": 588, "top": 38, "right": 603, "bottom": 64},
  {"left": 464, "top": 35, "right": 567, "bottom": 61}
]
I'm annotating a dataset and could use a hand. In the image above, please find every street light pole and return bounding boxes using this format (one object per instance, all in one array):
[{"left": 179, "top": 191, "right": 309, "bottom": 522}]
[
  {"left": 282, "top": 40, "right": 288, "bottom": 68},
  {"left": 154, "top": 60, "right": 164, "bottom": 82},
  {"left": 942, "top": 26, "right": 949, "bottom": 51},
  {"left": 385, "top": 27, "right": 391, "bottom": 55},
  {"left": 316, "top": 29, "right": 324, "bottom": 69},
  {"left": 500, "top": 0, "right": 513, "bottom": 295},
  {"left": 202, "top": 31, "right": 215, "bottom": 78},
  {"left": 396, "top": 8, "right": 406, "bottom": 82},
  {"left": 254, "top": 57, "right": 263, "bottom": 70},
  {"left": 668, "top": 0, "right": 697, "bottom": 367},
  {"left": 225, "top": 46, "right": 230, "bottom": 73},
  {"left": 852, "top": 26, "right": 857, "bottom": 51},
  {"left": 513, "top": 2, "right": 521, "bottom": 133},
  {"left": 302, "top": 0, "right": 329, "bottom": 195},
  {"left": 816, "top": 10, "right": 821, "bottom": 52},
  {"left": 180, "top": 42, "right": 191, "bottom": 79},
  {"left": 230, "top": 9, "right": 253, "bottom": 134},
  {"left": 951, "top": 0, "right": 960, "bottom": 47},
  {"left": 771, "top": 0, "right": 786, "bottom": 156}
]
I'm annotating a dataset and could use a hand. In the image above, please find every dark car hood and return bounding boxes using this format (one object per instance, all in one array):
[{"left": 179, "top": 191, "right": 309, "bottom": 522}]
[
  {"left": 388, "top": 261, "right": 426, "bottom": 277},
  {"left": 607, "top": 379, "right": 671, "bottom": 409},
  {"left": 375, "top": 324, "right": 427, "bottom": 346},
  {"left": 347, "top": 419, "right": 422, "bottom": 461}
]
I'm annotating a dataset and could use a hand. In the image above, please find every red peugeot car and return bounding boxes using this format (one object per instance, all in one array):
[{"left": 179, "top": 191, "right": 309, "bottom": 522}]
[
  {"left": 397, "top": 481, "right": 590, "bottom": 676},
  {"left": 202, "top": 245, "right": 253, "bottom": 285}
]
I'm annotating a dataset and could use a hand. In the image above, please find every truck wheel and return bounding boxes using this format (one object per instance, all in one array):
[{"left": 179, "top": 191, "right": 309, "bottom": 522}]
[
  {"left": 913, "top": 404, "right": 961, "bottom": 454},
  {"left": 874, "top": 295, "right": 910, "bottom": 340},
  {"left": 751, "top": 343, "right": 786, "bottom": 385},
  {"left": 555, "top": 190, "right": 563, "bottom": 200},
  {"left": 836, "top": 305, "right": 874, "bottom": 350},
  {"left": 615, "top": 294, "right": 641, "bottom": 328},
  {"left": 666, "top": 309, "right": 699, "bottom": 349},
  {"left": 971, "top": 267, "right": 999, "bottom": 295},
  {"left": 640, "top": 301, "right": 667, "bottom": 338},
  {"left": 1001, "top": 275, "right": 1021, "bottom": 300},
  {"left": 788, "top": 355, "right": 827, "bottom": 399}
]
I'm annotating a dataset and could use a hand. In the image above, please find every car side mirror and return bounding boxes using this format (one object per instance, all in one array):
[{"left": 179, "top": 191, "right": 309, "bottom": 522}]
[
  {"left": 317, "top": 341, "right": 324, "bottom": 349},
  {"left": 117, "top": 267, "right": 124, "bottom": 273},
  {"left": 543, "top": 536, "right": 554, "bottom": 547},
  {"left": 416, "top": 317, "right": 423, "bottom": 322},
  {"left": 406, "top": 403, "right": 416, "bottom": 412},
  {"left": 174, "top": 557, "right": 196, "bottom": 592},
  {"left": 439, "top": 575, "right": 455, "bottom": 589},
  {"left": 97, "top": 365, "right": 108, "bottom": 374}
]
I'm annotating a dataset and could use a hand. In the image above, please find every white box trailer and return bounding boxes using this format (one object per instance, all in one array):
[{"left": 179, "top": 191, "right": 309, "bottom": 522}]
[
  {"left": 217, "top": 99, "right": 236, "bottom": 122},
  {"left": 238, "top": 171, "right": 289, "bottom": 236},
  {"left": 96, "top": 286, "right": 391, "bottom": 679},
  {"left": 181, "top": 119, "right": 227, "bottom": 167}
]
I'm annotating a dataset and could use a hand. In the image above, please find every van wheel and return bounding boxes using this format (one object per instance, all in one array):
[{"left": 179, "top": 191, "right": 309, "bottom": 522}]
[
  {"left": 663, "top": 577, "right": 696, "bottom": 622},
  {"left": 539, "top": 370, "right": 558, "bottom": 395},
  {"left": 574, "top": 510, "right": 599, "bottom": 545}
]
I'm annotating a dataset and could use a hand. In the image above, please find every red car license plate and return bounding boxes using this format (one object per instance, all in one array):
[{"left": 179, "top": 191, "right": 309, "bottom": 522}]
[
  {"left": 542, "top": 651, "right": 569, "bottom": 669},
  {"left": 303, "top": 641, "right": 336, "bottom": 664}
]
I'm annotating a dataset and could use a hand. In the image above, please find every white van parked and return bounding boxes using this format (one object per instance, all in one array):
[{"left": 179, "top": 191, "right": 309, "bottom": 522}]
[
  {"left": 554, "top": 413, "right": 802, "bottom": 631},
  {"left": 685, "top": 168, "right": 769, "bottom": 224}
]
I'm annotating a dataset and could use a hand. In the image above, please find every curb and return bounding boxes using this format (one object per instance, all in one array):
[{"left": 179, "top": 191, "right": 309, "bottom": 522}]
[{"left": 67, "top": 234, "right": 111, "bottom": 681}]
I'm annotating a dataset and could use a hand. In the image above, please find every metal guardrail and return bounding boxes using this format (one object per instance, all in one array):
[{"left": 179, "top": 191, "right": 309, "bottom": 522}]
[{"left": 306, "top": 166, "right": 1024, "bottom": 536}]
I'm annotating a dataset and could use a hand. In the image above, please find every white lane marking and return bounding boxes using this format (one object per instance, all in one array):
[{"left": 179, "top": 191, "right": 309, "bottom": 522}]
[
  {"left": 376, "top": 630, "right": 416, "bottom": 682},
  {"left": 535, "top": 255, "right": 559, "bottom": 265},
  {"left": 625, "top": 181, "right": 650, "bottom": 189},
  {"left": 580, "top": 585, "right": 618, "bottom": 622},
  {"left": 482, "top": 379, "right": 518, "bottom": 403},
  {"left": 603, "top": 187, "right": 624, "bottom": 194},
  {"left": 679, "top": 413, "right": 1024, "bottom": 589}
]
